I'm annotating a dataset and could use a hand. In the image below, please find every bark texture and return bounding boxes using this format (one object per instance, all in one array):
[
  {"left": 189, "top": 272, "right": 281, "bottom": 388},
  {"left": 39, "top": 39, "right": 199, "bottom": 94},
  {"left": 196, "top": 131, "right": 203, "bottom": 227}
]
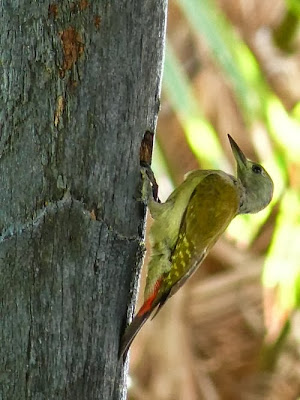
[{"left": 0, "top": 1, "right": 167, "bottom": 399}]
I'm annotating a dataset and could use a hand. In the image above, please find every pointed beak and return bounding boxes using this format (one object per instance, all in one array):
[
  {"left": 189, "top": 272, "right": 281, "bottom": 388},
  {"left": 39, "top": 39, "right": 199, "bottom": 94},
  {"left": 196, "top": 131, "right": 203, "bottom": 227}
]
[{"left": 228, "top": 134, "right": 247, "bottom": 169}]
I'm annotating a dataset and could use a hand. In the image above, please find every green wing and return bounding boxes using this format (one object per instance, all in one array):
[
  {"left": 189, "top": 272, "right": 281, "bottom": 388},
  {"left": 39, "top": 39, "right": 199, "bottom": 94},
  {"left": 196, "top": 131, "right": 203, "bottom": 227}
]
[{"left": 159, "top": 172, "right": 239, "bottom": 301}]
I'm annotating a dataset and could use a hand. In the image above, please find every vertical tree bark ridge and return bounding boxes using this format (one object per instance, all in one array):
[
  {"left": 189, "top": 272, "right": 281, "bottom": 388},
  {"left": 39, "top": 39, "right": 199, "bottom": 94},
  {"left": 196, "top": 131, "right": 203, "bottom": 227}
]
[{"left": 0, "top": 1, "right": 168, "bottom": 399}]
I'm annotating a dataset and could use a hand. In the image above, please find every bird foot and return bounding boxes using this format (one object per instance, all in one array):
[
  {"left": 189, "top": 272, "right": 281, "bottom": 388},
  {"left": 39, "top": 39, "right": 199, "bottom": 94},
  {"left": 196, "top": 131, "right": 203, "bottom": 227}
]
[{"left": 139, "top": 162, "right": 161, "bottom": 204}]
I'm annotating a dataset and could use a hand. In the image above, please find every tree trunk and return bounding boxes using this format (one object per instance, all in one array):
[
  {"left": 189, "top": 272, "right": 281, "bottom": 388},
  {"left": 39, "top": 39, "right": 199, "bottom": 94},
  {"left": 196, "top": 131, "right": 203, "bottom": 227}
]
[{"left": 0, "top": 1, "right": 167, "bottom": 399}]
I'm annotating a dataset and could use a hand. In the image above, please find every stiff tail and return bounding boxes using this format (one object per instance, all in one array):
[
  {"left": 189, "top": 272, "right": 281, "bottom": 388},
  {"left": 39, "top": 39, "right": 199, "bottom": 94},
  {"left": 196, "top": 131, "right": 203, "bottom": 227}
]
[
  {"left": 119, "top": 309, "right": 151, "bottom": 359},
  {"left": 119, "top": 279, "right": 163, "bottom": 359}
]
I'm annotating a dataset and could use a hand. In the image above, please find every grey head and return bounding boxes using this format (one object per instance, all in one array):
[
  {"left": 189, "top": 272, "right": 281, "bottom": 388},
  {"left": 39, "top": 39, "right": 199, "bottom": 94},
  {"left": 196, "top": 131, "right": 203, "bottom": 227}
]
[{"left": 228, "top": 135, "right": 274, "bottom": 214}]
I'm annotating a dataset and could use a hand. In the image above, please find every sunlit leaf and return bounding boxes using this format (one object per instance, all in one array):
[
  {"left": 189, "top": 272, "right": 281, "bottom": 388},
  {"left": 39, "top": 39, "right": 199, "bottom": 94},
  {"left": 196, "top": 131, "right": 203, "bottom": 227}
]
[
  {"left": 177, "top": 0, "right": 263, "bottom": 118},
  {"left": 163, "top": 42, "right": 225, "bottom": 169},
  {"left": 152, "top": 142, "right": 174, "bottom": 202},
  {"left": 263, "top": 189, "right": 300, "bottom": 313},
  {"left": 266, "top": 97, "right": 300, "bottom": 162}
]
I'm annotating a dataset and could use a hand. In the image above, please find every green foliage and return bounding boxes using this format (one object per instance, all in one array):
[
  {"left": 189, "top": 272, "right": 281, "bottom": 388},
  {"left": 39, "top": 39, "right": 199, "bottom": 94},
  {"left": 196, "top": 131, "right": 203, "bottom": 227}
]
[
  {"left": 163, "top": 43, "right": 225, "bottom": 169},
  {"left": 263, "top": 190, "right": 300, "bottom": 312},
  {"left": 178, "top": 0, "right": 253, "bottom": 117}
]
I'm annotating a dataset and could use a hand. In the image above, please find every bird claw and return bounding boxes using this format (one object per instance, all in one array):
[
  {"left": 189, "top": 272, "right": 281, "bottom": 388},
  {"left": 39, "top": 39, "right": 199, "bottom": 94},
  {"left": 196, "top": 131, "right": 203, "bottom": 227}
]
[{"left": 139, "top": 162, "right": 161, "bottom": 204}]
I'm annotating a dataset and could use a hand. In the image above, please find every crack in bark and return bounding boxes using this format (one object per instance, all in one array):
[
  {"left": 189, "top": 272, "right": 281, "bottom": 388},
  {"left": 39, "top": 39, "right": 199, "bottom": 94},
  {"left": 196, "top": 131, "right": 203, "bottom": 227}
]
[{"left": 0, "top": 195, "right": 141, "bottom": 246}]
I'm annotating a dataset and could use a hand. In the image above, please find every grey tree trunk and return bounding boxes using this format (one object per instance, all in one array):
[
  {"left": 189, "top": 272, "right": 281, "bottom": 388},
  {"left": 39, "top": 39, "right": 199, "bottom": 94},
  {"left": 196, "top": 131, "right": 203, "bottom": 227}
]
[{"left": 0, "top": 1, "right": 167, "bottom": 399}]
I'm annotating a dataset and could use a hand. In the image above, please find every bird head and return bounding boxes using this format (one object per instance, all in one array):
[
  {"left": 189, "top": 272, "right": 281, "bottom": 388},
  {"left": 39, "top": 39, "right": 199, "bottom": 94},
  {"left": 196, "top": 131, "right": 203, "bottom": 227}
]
[{"left": 228, "top": 135, "right": 274, "bottom": 214}]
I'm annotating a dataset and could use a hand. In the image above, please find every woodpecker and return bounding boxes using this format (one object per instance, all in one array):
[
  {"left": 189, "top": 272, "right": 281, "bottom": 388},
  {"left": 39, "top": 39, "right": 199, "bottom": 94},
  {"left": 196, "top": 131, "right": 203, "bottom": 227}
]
[{"left": 119, "top": 135, "right": 273, "bottom": 358}]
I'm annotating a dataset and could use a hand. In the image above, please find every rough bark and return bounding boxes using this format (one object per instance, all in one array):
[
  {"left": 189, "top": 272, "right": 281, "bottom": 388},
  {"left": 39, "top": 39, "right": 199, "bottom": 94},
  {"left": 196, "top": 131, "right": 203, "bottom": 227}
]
[{"left": 0, "top": 1, "right": 167, "bottom": 399}]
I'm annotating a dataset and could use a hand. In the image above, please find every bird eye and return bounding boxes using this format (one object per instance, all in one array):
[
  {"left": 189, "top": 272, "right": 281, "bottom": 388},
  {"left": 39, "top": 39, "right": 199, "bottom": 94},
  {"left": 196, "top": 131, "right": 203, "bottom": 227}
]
[{"left": 252, "top": 164, "right": 262, "bottom": 174}]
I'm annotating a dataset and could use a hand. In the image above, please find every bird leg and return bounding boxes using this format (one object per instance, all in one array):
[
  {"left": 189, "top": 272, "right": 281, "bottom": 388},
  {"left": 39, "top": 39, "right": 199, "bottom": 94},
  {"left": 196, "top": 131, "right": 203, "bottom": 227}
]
[{"left": 140, "top": 161, "right": 160, "bottom": 203}]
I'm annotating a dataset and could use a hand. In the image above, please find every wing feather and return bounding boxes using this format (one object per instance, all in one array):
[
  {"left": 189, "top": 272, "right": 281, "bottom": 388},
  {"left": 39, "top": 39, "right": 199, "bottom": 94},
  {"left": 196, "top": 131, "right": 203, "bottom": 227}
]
[{"left": 157, "top": 172, "right": 239, "bottom": 301}]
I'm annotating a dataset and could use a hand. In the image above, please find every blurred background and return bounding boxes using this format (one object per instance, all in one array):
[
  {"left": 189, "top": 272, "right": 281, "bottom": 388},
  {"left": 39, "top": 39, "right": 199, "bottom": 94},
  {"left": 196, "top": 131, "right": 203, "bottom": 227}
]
[{"left": 128, "top": 0, "right": 300, "bottom": 399}]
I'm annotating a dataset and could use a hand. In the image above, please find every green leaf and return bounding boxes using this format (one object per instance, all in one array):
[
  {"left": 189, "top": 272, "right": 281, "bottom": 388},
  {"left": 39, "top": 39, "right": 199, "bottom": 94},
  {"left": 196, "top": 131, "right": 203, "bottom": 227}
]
[
  {"left": 163, "top": 42, "right": 226, "bottom": 169},
  {"left": 263, "top": 189, "right": 300, "bottom": 312}
]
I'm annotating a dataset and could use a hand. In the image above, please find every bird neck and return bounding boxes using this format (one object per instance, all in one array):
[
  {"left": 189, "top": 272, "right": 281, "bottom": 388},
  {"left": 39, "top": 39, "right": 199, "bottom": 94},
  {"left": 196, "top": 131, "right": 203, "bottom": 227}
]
[{"left": 235, "top": 178, "right": 249, "bottom": 214}]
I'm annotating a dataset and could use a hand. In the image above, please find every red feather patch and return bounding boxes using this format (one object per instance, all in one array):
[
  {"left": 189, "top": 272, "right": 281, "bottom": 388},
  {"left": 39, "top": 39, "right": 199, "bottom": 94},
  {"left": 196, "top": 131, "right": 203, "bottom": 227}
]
[{"left": 137, "top": 278, "right": 162, "bottom": 316}]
